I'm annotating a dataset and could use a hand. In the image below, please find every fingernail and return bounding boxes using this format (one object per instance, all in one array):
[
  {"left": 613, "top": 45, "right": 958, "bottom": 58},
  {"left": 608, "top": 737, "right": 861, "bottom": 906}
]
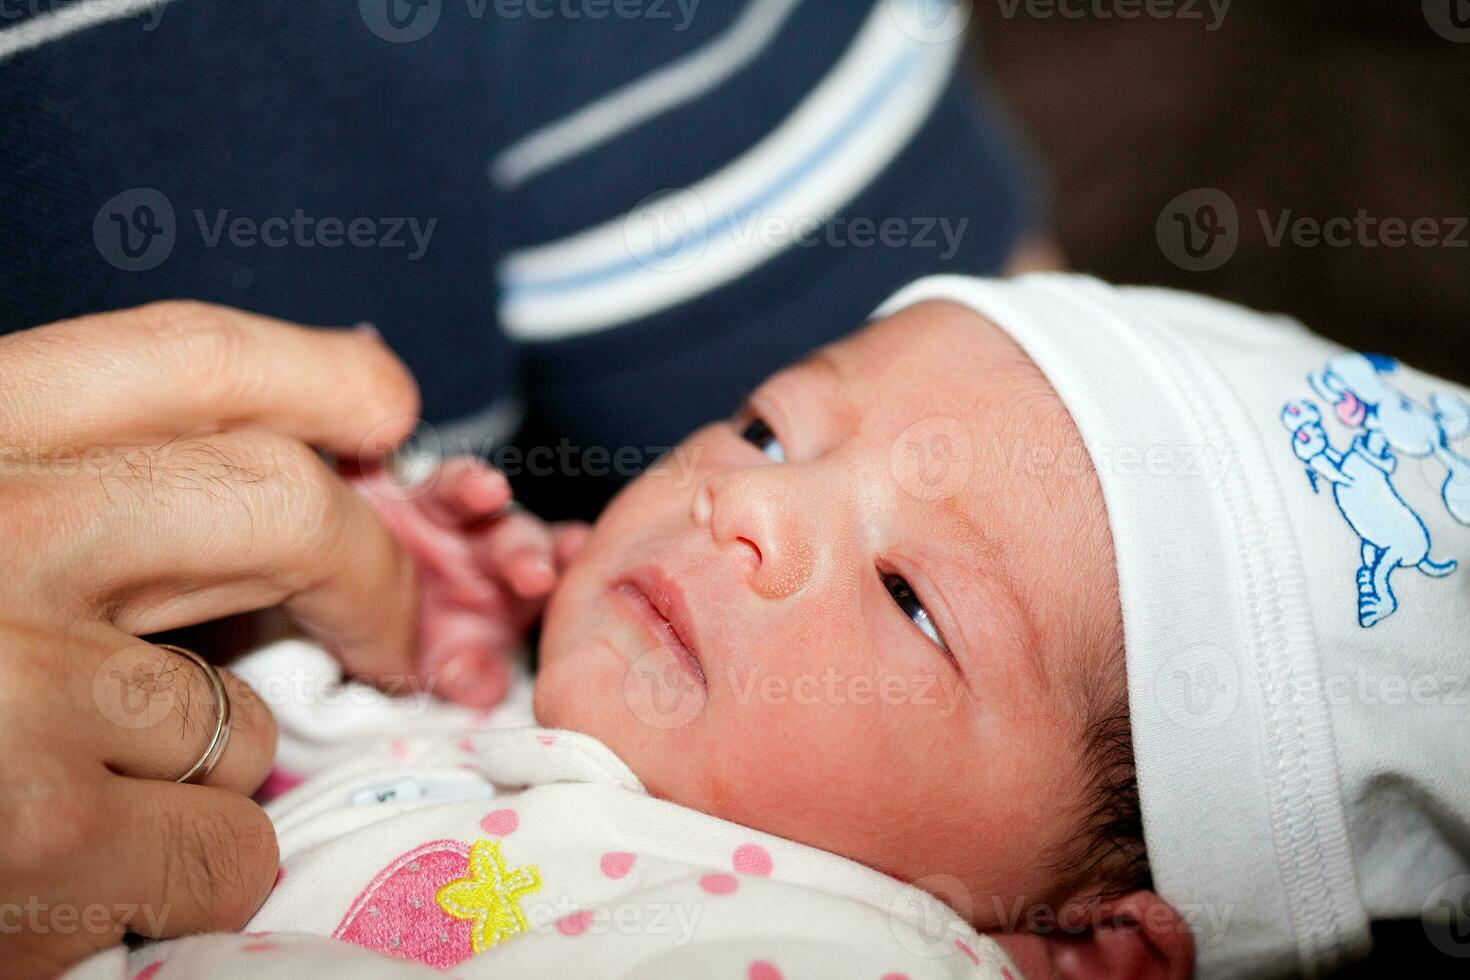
[
  {"left": 458, "top": 471, "right": 508, "bottom": 512},
  {"left": 353, "top": 321, "right": 381, "bottom": 339},
  {"left": 514, "top": 556, "right": 556, "bottom": 597},
  {"left": 435, "top": 649, "right": 506, "bottom": 708}
]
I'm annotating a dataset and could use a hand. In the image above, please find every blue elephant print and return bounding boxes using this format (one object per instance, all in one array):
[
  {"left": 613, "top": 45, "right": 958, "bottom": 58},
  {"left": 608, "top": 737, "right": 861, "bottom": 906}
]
[{"left": 1281, "top": 353, "right": 1470, "bottom": 628}]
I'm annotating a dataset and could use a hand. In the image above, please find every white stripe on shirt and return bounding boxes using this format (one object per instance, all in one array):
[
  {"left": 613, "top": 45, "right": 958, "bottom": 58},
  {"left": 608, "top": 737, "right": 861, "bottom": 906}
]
[
  {"left": 0, "top": 0, "right": 182, "bottom": 63},
  {"left": 498, "top": 0, "right": 963, "bottom": 341},
  {"left": 489, "top": 0, "right": 806, "bottom": 190}
]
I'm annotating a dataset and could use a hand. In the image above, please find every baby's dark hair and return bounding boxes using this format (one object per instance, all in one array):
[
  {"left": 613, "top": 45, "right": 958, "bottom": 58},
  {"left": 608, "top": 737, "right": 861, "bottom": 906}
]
[
  {"left": 1050, "top": 640, "right": 1151, "bottom": 904},
  {"left": 1026, "top": 398, "right": 1149, "bottom": 909}
]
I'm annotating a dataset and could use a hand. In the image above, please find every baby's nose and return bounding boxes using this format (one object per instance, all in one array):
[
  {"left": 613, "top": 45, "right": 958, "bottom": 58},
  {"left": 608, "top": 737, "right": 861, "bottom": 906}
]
[
  {"left": 750, "top": 534, "right": 815, "bottom": 600},
  {"left": 693, "top": 471, "right": 817, "bottom": 600}
]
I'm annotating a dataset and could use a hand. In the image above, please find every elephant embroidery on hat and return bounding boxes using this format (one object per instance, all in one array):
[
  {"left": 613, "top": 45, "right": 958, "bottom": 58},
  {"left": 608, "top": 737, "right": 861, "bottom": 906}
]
[
  {"left": 1280, "top": 352, "right": 1470, "bottom": 627},
  {"left": 1310, "top": 352, "right": 1470, "bottom": 523}
]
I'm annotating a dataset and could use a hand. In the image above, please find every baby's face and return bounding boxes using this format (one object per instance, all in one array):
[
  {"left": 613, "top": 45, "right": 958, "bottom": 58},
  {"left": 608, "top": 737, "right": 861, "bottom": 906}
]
[{"left": 536, "top": 301, "right": 1123, "bottom": 923}]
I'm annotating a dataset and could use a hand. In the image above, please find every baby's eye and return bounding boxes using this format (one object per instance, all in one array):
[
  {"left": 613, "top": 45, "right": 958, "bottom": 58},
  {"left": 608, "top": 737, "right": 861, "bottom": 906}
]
[
  {"left": 739, "top": 415, "right": 786, "bottom": 463},
  {"left": 882, "top": 572, "right": 947, "bottom": 651}
]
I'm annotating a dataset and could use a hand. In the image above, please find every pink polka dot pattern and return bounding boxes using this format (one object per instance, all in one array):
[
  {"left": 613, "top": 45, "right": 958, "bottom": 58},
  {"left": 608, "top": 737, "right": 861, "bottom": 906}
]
[
  {"left": 881, "top": 974, "right": 910, "bottom": 980},
  {"left": 699, "top": 873, "right": 739, "bottom": 895},
  {"left": 557, "top": 910, "right": 593, "bottom": 936},
  {"left": 732, "top": 843, "right": 772, "bottom": 877},
  {"left": 455, "top": 737, "right": 475, "bottom": 753},
  {"left": 131, "top": 964, "right": 164, "bottom": 980},
  {"left": 1002, "top": 970, "right": 1016, "bottom": 980},
  {"left": 480, "top": 809, "right": 518, "bottom": 836},
  {"left": 747, "top": 961, "right": 782, "bottom": 980},
  {"left": 536, "top": 734, "right": 558, "bottom": 746},
  {"left": 600, "top": 851, "right": 636, "bottom": 879},
  {"left": 242, "top": 942, "right": 280, "bottom": 953},
  {"left": 390, "top": 740, "right": 408, "bottom": 759}
]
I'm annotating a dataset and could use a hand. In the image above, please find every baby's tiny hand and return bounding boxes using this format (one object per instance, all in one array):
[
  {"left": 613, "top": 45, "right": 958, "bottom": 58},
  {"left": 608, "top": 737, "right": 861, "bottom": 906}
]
[{"left": 345, "top": 456, "right": 590, "bottom": 707}]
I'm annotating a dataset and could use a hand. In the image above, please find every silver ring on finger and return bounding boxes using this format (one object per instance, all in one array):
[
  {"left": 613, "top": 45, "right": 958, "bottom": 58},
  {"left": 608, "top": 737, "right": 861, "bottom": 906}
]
[{"left": 158, "top": 644, "right": 233, "bottom": 784}]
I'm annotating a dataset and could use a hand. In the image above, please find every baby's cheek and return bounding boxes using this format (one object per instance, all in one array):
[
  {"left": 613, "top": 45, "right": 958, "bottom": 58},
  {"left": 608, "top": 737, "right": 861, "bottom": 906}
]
[{"left": 689, "top": 693, "right": 921, "bottom": 856}]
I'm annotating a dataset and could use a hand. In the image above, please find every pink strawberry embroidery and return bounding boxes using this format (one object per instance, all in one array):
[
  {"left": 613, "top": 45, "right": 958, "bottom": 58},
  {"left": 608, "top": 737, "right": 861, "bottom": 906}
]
[
  {"left": 332, "top": 838, "right": 542, "bottom": 970},
  {"left": 332, "top": 840, "right": 477, "bottom": 970}
]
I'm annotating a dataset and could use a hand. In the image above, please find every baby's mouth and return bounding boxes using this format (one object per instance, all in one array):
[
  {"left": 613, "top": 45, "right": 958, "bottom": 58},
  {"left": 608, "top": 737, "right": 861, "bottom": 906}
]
[{"left": 612, "top": 567, "right": 705, "bottom": 685}]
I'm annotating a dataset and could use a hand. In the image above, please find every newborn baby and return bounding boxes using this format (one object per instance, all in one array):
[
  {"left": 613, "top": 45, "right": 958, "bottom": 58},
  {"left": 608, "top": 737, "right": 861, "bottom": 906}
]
[
  {"left": 81, "top": 275, "right": 1470, "bottom": 980},
  {"left": 532, "top": 296, "right": 1160, "bottom": 964}
]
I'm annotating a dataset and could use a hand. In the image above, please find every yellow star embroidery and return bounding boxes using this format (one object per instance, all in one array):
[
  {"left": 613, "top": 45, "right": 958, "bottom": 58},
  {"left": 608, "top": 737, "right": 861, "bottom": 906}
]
[{"left": 435, "top": 839, "right": 542, "bottom": 955}]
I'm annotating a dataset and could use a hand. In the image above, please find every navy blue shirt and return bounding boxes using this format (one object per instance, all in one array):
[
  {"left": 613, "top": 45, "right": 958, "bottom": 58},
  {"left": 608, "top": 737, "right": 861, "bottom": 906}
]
[{"left": 0, "top": 0, "right": 1033, "bottom": 517}]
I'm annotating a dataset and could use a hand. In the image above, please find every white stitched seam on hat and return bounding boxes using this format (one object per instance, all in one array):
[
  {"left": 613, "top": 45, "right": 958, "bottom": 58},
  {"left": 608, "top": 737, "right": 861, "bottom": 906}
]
[{"left": 1126, "top": 302, "right": 1349, "bottom": 975}]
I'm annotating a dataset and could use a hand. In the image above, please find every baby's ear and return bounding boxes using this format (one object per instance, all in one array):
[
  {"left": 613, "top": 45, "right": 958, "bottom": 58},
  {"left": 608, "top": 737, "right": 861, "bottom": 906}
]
[
  {"left": 991, "top": 890, "right": 1193, "bottom": 980},
  {"left": 1053, "top": 891, "right": 1193, "bottom": 980}
]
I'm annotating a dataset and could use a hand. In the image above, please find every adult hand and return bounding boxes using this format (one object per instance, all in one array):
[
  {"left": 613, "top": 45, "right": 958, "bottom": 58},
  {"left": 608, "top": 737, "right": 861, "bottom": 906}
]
[{"left": 0, "top": 301, "right": 422, "bottom": 977}]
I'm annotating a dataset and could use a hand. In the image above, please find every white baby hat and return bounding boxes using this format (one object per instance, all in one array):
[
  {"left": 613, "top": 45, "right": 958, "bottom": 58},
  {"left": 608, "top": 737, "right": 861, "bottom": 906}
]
[{"left": 875, "top": 274, "right": 1470, "bottom": 979}]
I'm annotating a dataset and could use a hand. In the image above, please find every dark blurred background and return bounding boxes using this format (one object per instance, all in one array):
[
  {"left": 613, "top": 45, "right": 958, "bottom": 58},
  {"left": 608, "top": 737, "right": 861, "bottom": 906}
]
[{"left": 972, "top": 0, "right": 1470, "bottom": 384}]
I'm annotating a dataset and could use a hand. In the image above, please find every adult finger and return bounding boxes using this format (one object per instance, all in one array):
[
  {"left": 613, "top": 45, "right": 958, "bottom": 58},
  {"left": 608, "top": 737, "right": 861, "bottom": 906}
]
[
  {"left": 22, "top": 430, "right": 421, "bottom": 684},
  {"left": 106, "top": 777, "right": 280, "bottom": 937},
  {"left": 0, "top": 301, "right": 419, "bottom": 458},
  {"left": 0, "top": 776, "right": 279, "bottom": 976},
  {"left": 86, "top": 638, "right": 276, "bottom": 796}
]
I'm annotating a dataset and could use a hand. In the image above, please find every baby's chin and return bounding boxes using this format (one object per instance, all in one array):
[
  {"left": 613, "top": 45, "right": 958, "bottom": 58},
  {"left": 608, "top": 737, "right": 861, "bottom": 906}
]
[
  {"left": 530, "top": 582, "right": 606, "bottom": 734},
  {"left": 532, "top": 581, "right": 660, "bottom": 755}
]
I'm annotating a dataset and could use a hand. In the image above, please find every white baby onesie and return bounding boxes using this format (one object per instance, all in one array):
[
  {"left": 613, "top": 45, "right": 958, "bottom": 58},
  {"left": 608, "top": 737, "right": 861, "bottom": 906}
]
[{"left": 68, "top": 641, "right": 1019, "bottom": 980}]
